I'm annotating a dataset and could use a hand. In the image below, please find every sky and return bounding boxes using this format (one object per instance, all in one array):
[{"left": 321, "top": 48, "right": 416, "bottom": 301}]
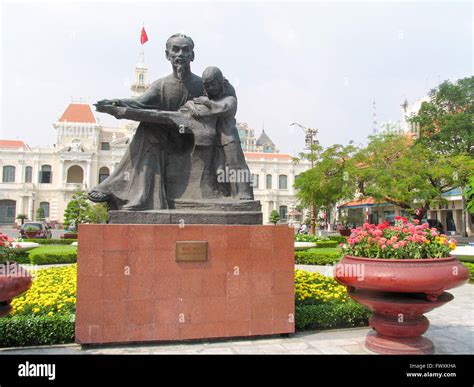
[{"left": 0, "top": 0, "right": 472, "bottom": 154}]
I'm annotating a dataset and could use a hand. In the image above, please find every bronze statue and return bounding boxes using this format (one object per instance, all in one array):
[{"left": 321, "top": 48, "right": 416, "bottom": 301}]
[{"left": 88, "top": 33, "right": 259, "bottom": 223}]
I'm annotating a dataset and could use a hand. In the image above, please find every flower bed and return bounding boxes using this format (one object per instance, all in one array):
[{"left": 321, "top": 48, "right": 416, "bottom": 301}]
[
  {"left": 295, "top": 269, "right": 370, "bottom": 330},
  {"left": 0, "top": 265, "right": 76, "bottom": 347},
  {"left": 11, "top": 265, "right": 76, "bottom": 316}
]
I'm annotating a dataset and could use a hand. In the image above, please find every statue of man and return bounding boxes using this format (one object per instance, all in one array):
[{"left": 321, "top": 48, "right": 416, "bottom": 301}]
[{"left": 88, "top": 33, "right": 204, "bottom": 210}]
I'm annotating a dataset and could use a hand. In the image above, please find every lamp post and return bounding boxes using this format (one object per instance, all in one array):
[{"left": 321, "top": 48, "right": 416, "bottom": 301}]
[{"left": 291, "top": 122, "right": 319, "bottom": 235}]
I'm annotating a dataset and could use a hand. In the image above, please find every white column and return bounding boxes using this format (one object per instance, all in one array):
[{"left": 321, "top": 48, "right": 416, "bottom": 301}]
[
  {"left": 59, "top": 160, "right": 65, "bottom": 189},
  {"left": 86, "top": 161, "right": 91, "bottom": 189},
  {"left": 17, "top": 161, "right": 24, "bottom": 183},
  {"left": 28, "top": 196, "right": 34, "bottom": 221},
  {"left": 33, "top": 161, "right": 40, "bottom": 184},
  {"left": 18, "top": 196, "right": 24, "bottom": 217}
]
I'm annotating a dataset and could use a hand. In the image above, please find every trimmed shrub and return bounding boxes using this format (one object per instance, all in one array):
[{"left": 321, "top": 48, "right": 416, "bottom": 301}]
[
  {"left": 328, "top": 235, "right": 348, "bottom": 244},
  {"left": 22, "top": 238, "right": 77, "bottom": 245},
  {"left": 295, "top": 301, "right": 370, "bottom": 330},
  {"left": 462, "top": 262, "right": 474, "bottom": 283},
  {"left": 9, "top": 252, "right": 30, "bottom": 264},
  {"left": 0, "top": 315, "right": 75, "bottom": 347},
  {"left": 28, "top": 245, "right": 77, "bottom": 265},
  {"left": 295, "top": 249, "right": 342, "bottom": 265},
  {"left": 314, "top": 240, "right": 339, "bottom": 248},
  {"left": 294, "top": 234, "right": 329, "bottom": 243}
]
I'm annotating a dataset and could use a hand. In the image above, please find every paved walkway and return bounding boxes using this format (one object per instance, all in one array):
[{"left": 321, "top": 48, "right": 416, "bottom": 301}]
[{"left": 1, "top": 284, "right": 472, "bottom": 355}]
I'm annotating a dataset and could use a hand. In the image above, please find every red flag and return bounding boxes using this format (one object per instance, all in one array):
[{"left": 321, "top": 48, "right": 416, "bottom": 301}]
[{"left": 140, "top": 27, "right": 148, "bottom": 45}]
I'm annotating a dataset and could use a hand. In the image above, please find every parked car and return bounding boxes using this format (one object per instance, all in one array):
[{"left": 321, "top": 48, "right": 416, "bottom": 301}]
[
  {"left": 426, "top": 219, "right": 445, "bottom": 235},
  {"left": 19, "top": 222, "right": 52, "bottom": 239}
]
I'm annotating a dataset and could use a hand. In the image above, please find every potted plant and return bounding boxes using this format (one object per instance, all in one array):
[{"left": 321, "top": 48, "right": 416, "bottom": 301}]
[
  {"left": 16, "top": 214, "right": 28, "bottom": 226},
  {"left": 269, "top": 210, "right": 280, "bottom": 225},
  {"left": 336, "top": 214, "right": 352, "bottom": 236},
  {"left": 0, "top": 233, "right": 32, "bottom": 318},
  {"left": 335, "top": 217, "right": 469, "bottom": 354},
  {"left": 24, "top": 225, "right": 39, "bottom": 239}
]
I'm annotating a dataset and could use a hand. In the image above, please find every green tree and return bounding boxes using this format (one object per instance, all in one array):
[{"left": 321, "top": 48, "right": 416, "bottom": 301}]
[
  {"left": 87, "top": 203, "right": 109, "bottom": 224},
  {"left": 16, "top": 214, "right": 27, "bottom": 225},
  {"left": 36, "top": 207, "right": 45, "bottom": 221},
  {"left": 349, "top": 133, "right": 473, "bottom": 221},
  {"left": 294, "top": 143, "right": 358, "bottom": 217},
  {"left": 269, "top": 210, "right": 280, "bottom": 225},
  {"left": 63, "top": 191, "right": 91, "bottom": 229},
  {"left": 409, "top": 76, "right": 473, "bottom": 156},
  {"left": 466, "top": 175, "right": 474, "bottom": 215}
]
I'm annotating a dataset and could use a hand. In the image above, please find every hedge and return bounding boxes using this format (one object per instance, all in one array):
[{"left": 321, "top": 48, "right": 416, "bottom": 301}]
[
  {"left": 327, "top": 235, "right": 348, "bottom": 244},
  {"left": 294, "top": 234, "right": 329, "bottom": 243},
  {"left": 462, "top": 262, "right": 474, "bottom": 284},
  {"left": 28, "top": 245, "right": 77, "bottom": 265},
  {"left": 22, "top": 239, "right": 77, "bottom": 245},
  {"left": 313, "top": 240, "right": 339, "bottom": 248},
  {"left": 295, "top": 301, "right": 371, "bottom": 330},
  {"left": 0, "top": 314, "right": 75, "bottom": 347},
  {"left": 295, "top": 249, "right": 342, "bottom": 265}
]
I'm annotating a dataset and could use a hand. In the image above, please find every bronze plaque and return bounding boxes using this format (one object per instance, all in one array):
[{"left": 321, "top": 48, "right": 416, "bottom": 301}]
[{"left": 175, "top": 241, "right": 208, "bottom": 262}]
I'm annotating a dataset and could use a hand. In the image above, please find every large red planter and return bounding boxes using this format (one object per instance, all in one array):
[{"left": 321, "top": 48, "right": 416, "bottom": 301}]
[
  {"left": 335, "top": 255, "right": 469, "bottom": 354},
  {"left": 0, "top": 263, "right": 32, "bottom": 318}
]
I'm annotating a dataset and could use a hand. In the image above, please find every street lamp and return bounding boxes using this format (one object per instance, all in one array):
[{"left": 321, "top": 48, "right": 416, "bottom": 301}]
[{"left": 291, "top": 122, "right": 319, "bottom": 235}]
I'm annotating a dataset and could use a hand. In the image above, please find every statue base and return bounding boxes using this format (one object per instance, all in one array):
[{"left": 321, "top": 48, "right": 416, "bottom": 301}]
[
  {"left": 109, "top": 199, "right": 262, "bottom": 225},
  {"left": 75, "top": 224, "right": 295, "bottom": 344}
]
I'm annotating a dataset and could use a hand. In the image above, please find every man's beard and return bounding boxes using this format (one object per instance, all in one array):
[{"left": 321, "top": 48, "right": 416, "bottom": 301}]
[{"left": 176, "top": 63, "right": 187, "bottom": 80}]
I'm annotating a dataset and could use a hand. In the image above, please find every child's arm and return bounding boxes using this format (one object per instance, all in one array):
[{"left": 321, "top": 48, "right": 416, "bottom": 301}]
[{"left": 192, "top": 96, "right": 237, "bottom": 118}]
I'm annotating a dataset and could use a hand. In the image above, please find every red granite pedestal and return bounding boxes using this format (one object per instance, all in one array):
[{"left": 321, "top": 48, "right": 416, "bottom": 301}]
[{"left": 75, "top": 224, "right": 294, "bottom": 344}]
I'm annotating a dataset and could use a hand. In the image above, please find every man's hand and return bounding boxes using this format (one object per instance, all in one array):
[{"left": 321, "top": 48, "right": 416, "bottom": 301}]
[
  {"left": 185, "top": 101, "right": 201, "bottom": 118},
  {"left": 94, "top": 104, "right": 127, "bottom": 119},
  {"left": 95, "top": 99, "right": 122, "bottom": 112},
  {"left": 193, "top": 96, "right": 211, "bottom": 109}
]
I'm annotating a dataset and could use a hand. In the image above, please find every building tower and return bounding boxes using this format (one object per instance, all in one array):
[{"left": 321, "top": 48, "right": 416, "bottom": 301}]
[{"left": 130, "top": 50, "right": 149, "bottom": 97}]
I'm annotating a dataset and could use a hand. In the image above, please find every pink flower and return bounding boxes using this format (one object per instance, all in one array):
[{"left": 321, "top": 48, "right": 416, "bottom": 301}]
[{"left": 381, "top": 245, "right": 387, "bottom": 250}]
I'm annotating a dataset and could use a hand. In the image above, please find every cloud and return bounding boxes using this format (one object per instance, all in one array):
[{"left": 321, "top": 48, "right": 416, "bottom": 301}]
[{"left": 263, "top": 13, "right": 299, "bottom": 49}]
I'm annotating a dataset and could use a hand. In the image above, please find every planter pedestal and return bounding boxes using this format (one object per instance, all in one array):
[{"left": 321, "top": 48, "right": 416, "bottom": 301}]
[
  {"left": 335, "top": 255, "right": 469, "bottom": 354},
  {"left": 350, "top": 289, "right": 453, "bottom": 354}
]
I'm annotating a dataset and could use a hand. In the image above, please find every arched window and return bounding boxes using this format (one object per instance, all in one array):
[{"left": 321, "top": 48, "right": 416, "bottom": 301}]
[
  {"left": 279, "top": 205, "right": 288, "bottom": 221},
  {"left": 251, "top": 174, "right": 259, "bottom": 189},
  {"left": 66, "top": 165, "right": 84, "bottom": 184},
  {"left": 99, "top": 167, "right": 110, "bottom": 184},
  {"left": 25, "top": 166, "right": 32, "bottom": 183},
  {"left": 278, "top": 175, "right": 288, "bottom": 189},
  {"left": 39, "top": 165, "right": 52, "bottom": 184},
  {"left": 39, "top": 202, "right": 50, "bottom": 218},
  {"left": 2, "top": 166, "right": 15, "bottom": 183},
  {"left": 266, "top": 174, "right": 272, "bottom": 189}
]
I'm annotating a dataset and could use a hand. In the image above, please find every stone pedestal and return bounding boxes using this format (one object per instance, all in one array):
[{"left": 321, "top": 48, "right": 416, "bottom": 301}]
[
  {"left": 75, "top": 224, "right": 294, "bottom": 344},
  {"left": 109, "top": 200, "right": 263, "bottom": 225}
]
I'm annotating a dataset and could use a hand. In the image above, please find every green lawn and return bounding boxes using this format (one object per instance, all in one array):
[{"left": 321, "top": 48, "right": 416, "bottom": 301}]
[{"left": 306, "top": 247, "right": 341, "bottom": 254}]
